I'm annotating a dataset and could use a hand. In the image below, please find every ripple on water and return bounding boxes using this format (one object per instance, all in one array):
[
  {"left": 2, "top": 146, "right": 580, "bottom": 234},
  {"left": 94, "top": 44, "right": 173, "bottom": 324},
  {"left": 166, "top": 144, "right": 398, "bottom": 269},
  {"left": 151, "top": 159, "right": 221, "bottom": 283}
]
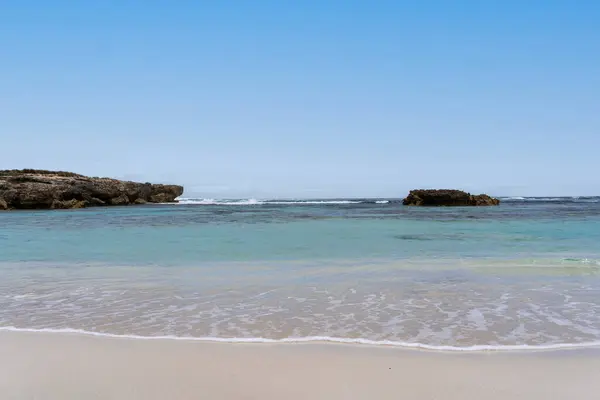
[{"left": 2, "top": 260, "right": 600, "bottom": 349}]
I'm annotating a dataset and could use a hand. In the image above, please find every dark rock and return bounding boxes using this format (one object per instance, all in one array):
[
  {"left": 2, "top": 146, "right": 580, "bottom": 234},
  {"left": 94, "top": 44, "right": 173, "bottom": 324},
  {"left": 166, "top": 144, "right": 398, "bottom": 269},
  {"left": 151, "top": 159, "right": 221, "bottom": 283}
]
[
  {"left": 149, "top": 184, "right": 184, "bottom": 203},
  {"left": 51, "top": 199, "right": 87, "bottom": 209},
  {"left": 402, "top": 189, "right": 500, "bottom": 207},
  {"left": 0, "top": 169, "right": 184, "bottom": 210},
  {"left": 150, "top": 192, "right": 179, "bottom": 203},
  {"left": 470, "top": 193, "right": 500, "bottom": 206},
  {"left": 88, "top": 197, "right": 106, "bottom": 206},
  {"left": 109, "top": 194, "right": 130, "bottom": 206}
]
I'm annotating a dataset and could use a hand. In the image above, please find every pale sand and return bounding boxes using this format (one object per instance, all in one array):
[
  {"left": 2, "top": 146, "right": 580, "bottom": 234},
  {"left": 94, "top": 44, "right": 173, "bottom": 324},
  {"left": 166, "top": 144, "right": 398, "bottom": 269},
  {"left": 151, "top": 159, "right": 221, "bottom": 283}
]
[{"left": 1, "top": 331, "right": 600, "bottom": 400}]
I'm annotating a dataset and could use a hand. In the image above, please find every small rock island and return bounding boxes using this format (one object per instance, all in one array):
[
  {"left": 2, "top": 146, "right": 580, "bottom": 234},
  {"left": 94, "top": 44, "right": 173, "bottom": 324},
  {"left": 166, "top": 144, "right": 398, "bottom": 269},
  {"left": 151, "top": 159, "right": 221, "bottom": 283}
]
[
  {"left": 403, "top": 189, "right": 500, "bottom": 206},
  {"left": 0, "top": 169, "right": 184, "bottom": 210}
]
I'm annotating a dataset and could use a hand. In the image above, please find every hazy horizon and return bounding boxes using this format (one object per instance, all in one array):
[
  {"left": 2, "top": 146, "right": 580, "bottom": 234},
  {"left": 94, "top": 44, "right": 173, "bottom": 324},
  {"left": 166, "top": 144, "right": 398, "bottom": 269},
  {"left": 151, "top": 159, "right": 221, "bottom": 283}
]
[{"left": 175, "top": 194, "right": 600, "bottom": 200}]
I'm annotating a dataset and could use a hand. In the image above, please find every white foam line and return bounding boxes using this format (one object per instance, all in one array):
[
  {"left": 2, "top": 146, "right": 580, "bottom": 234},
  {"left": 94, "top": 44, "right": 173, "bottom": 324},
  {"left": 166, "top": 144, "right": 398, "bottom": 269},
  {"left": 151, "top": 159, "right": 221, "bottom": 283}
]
[
  {"left": 2, "top": 326, "right": 600, "bottom": 352},
  {"left": 176, "top": 201, "right": 365, "bottom": 205}
]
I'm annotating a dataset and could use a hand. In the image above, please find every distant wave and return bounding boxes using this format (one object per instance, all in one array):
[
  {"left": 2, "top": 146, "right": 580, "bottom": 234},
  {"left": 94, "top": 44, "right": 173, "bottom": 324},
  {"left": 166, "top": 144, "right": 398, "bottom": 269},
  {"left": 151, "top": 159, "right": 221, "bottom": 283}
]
[
  {"left": 174, "top": 197, "right": 600, "bottom": 205},
  {"left": 175, "top": 198, "right": 394, "bottom": 206},
  {"left": 177, "top": 198, "right": 263, "bottom": 205},
  {"left": 499, "top": 196, "right": 600, "bottom": 203},
  {"left": 2, "top": 326, "right": 599, "bottom": 352}
]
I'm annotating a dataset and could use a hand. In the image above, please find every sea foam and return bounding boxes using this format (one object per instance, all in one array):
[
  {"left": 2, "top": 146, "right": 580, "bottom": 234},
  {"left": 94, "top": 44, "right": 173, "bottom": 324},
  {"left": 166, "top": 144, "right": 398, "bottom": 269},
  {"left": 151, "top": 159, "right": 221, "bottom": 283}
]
[
  {"left": 175, "top": 198, "right": 371, "bottom": 205},
  {"left": 2, "top": 326, "right": 600, "bottom": 352}
]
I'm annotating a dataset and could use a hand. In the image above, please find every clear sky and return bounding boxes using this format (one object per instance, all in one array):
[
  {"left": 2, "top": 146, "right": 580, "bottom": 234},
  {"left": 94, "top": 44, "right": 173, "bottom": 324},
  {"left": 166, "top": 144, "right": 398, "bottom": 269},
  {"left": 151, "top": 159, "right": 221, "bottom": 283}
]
[{"left": 1, "top": 1, "right": 599, "bottom": 198}]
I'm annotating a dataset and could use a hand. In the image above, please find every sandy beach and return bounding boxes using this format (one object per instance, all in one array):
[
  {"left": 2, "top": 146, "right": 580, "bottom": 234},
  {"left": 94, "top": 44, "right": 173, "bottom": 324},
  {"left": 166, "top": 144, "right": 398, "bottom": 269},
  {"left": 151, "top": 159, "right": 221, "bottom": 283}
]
[{"left": 1, "top": 331, "right": 599, "bottom": 400}]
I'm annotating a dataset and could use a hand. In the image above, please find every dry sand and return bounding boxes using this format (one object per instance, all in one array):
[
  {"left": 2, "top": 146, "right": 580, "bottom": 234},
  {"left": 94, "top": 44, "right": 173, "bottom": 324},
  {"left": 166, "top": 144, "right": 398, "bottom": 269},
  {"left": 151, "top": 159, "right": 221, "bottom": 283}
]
[{"left": 1, "top": 331, "right": 599, "bottom": 400}]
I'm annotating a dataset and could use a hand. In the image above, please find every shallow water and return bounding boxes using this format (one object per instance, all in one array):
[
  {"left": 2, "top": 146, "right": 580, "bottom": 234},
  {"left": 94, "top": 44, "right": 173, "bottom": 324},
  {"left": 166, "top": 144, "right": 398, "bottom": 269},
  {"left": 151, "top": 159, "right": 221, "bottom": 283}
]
[{"left": 1, "top": 197, "right": 600, "bottom": 350}]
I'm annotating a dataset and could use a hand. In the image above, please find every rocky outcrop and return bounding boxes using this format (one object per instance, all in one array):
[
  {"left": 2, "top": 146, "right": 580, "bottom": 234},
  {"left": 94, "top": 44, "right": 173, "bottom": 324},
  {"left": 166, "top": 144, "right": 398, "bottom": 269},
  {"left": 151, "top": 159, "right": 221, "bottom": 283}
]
[
  {"left": 0, "top": 169, "right": 184, "bottom": 210},
  {"left": 402, "top": 189, "right": 500, "bottom": 206}
]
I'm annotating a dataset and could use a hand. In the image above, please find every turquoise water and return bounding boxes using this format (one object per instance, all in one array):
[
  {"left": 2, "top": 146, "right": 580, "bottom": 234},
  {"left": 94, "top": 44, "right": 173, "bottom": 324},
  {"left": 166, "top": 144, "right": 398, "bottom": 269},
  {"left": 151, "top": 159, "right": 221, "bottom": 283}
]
[{"left": 1, "top": 198, "right": 600, "bottom": 349}]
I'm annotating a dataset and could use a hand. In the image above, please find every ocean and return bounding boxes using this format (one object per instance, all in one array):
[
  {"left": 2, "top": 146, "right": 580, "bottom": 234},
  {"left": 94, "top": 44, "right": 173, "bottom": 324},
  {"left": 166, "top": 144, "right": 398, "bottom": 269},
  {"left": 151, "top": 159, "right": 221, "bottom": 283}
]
[{"left": 1, "top": 196, "right": 600, "bottom": 351}]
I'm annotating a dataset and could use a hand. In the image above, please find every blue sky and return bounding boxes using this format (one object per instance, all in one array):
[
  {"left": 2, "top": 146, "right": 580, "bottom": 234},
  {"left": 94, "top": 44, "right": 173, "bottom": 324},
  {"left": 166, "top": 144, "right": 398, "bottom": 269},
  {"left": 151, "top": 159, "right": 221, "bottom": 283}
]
[{"left": 1, "top": 1, "right": 599, "bottom": 198}]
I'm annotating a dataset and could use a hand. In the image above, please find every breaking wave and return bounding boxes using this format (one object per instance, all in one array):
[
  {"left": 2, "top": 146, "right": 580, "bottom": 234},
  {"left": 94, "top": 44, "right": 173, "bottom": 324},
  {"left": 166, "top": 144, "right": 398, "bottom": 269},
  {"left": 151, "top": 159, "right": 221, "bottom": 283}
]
[
  {"left": 499, "top": 196, "right": 600, "bottom": 203},
  {"left": 174, "top": 197, "right": 600, "bottom": 206},
  {"left": 175, "top": 198, "right": 394, "bottom": 205}
]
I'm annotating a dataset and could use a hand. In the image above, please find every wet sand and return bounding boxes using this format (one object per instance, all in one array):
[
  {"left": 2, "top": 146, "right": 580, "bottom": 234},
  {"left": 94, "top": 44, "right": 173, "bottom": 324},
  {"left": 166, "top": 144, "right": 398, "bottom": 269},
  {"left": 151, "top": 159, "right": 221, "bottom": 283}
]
[{"left": 1, "top": 331, "right": 599, "bottom": 400}]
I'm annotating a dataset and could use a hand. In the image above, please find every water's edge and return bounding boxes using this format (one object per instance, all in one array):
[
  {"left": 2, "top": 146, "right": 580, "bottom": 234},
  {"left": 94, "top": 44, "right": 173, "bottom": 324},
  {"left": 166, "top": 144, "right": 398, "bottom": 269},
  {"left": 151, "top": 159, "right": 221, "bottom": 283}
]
[{"left": 3, "top": 326, "right": 600, "bottom": 352}]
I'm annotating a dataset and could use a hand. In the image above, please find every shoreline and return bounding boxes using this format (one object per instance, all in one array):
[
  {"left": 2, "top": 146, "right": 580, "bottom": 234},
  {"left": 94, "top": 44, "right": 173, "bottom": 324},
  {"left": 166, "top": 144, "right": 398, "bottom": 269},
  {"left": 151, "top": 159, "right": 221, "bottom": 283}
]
[
  {"left": 2, "top": 330, "right": 600, "bottom": 400},
  {"left": 3, "top": 326, "right": 600, "bottom": 352}
]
